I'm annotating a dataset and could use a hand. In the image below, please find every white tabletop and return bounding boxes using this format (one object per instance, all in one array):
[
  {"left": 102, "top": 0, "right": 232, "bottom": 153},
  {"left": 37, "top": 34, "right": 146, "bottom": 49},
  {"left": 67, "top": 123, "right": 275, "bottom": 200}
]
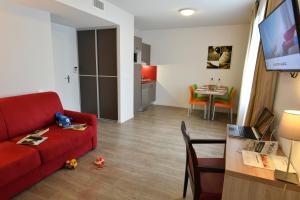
[{"left": 195, "top": 85, "right": 228, "bottom": 96}]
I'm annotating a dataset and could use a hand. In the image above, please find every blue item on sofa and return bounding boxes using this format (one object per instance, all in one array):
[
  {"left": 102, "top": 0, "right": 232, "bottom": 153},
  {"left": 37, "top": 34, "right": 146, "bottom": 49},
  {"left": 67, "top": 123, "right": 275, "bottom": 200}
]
[{"left": 55, "top": 112, "right": 72, "bottom": 128}]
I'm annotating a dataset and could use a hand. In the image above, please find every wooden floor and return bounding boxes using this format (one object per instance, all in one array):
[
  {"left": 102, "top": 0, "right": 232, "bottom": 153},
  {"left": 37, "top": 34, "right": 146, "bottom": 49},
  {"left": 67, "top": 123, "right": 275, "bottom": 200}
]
[{"left": 14, "top": 106, "right": 230, "bottom": 200}]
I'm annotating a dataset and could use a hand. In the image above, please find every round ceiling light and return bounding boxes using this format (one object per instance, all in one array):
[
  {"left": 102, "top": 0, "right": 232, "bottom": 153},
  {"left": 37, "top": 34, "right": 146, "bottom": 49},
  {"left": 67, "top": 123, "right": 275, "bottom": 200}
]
[{"left": 179, "top": 9, "right": 195, "bottom": 16}]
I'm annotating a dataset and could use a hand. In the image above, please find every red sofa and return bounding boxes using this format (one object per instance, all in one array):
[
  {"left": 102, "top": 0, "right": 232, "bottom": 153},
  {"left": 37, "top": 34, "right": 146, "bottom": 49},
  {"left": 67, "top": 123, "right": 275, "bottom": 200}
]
[{"left": 0, "top": 92, "right": 97, "bottom": 199}]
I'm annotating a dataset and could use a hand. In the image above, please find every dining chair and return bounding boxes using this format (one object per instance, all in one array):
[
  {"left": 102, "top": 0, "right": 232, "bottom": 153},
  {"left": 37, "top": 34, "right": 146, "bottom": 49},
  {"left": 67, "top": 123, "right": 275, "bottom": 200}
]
[
  {"left": 188, "top": 85, "right": 208, "bottom": 119},
  {"left": 181, "top": 121, "right": 226, "bottom": 200},
  {"left": 212, "top": 88, "right": 237, "bottom": 123},
  {"left": 213, "top": 87, "right": 233, "bottom": 103}
]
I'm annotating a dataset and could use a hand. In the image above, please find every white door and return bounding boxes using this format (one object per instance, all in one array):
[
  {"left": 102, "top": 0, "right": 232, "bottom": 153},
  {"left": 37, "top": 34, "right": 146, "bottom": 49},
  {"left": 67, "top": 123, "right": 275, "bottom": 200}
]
[{"left": 52, "top": 23, "right": 80, "bottom": 111}]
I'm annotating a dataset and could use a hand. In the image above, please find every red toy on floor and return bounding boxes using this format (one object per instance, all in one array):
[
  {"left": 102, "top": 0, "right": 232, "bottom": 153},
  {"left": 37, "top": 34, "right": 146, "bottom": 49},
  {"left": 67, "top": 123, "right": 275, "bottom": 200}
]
[{"left": 94, "top": 156, "right": 105, "bottom": 169}]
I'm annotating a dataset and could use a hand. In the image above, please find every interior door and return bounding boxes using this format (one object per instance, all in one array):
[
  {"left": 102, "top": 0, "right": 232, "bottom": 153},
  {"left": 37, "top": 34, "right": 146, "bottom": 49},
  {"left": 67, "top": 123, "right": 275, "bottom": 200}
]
[
  {"left": 77, "top": 30, "right": 99, "bottom": 116},
  {"left": 80, "top": 76, "right": 98, "bottom": 115},
  {"left": 97, "top": 28, "right": 118, "bottom": 120},
  {"left": 98, "top": 77, "right": 118, "bottom": 120},
  {"left": 52, "top": 23, "right": 80, "bottom": 111}
]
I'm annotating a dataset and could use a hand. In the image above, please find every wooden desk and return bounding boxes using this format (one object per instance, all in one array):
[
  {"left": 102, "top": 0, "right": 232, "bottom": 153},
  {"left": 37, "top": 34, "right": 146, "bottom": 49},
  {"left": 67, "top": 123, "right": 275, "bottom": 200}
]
[{"left": 222, "top": 135, "right": 300, "bottom": 200}]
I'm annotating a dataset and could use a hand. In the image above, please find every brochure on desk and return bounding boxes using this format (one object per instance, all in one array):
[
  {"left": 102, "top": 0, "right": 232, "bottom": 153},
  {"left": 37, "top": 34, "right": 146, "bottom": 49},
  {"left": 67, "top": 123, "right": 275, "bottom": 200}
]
[
  {"left": 240, "top": 139, "right": 278, "bottom": 154},
  {"left": 242, "top": 150, "right": 296, "bottom": 173}
]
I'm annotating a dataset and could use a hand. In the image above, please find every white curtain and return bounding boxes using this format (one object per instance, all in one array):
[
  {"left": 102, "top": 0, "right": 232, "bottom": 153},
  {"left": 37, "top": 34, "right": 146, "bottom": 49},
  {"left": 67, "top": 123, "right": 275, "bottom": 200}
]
[{"left": 237, "top": 0, "right": 268, "bottom": 125}]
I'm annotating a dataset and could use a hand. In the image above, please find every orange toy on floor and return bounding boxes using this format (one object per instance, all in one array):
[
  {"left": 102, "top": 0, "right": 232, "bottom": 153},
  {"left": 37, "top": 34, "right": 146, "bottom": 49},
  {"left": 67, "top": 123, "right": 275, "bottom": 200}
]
[{"left": 65, "top": 159, "right": 78, "bottom": 169}]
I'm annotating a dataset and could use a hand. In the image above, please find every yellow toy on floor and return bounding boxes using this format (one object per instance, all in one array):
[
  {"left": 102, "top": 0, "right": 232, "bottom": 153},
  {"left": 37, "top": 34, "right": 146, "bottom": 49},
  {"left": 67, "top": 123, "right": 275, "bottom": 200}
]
[{"left": 65, "top": 159, "right": 78, "bottom": 169}]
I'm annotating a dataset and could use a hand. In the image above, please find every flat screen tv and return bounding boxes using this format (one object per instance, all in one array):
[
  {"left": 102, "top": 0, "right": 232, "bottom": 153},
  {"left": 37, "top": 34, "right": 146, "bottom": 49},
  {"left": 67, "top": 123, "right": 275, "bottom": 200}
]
[{"left": 259, "top": 0, "right": 300, "bottom": 71}]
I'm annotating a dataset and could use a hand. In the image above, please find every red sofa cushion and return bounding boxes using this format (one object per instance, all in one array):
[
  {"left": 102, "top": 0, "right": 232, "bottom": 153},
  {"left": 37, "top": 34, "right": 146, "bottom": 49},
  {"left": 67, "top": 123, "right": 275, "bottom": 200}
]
[
  {"left": 0, "top": 92, "right": 63, "bottom": 138},
  {"left": 11, "top": 125, "right": 93, "bottom": 163},
  {"left": 0, "top": 141, "right": 41, "bottom": 187},
  {"left": 0, "top": 112, "right": 8, "bottom": 142}
]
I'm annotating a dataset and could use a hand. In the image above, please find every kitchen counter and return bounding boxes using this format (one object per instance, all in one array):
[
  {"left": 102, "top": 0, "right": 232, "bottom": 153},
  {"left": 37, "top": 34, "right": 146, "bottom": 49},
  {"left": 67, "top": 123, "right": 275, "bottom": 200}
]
[
  {"left": 141, "top": 81, "right": 156, "bottom": 110},
  {"left": 134, "top": 64, "right": 157, "bottom": 113},
  {"left": 141, "top": 79, "right": 156, "bottom": 84}
]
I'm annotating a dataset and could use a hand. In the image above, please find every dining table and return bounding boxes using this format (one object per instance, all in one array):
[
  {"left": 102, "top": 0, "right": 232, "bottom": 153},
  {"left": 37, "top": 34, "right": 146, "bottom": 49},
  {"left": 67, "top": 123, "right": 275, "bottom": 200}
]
[{"left": 195, "top": 85, "right": 228, "bottom": 120}]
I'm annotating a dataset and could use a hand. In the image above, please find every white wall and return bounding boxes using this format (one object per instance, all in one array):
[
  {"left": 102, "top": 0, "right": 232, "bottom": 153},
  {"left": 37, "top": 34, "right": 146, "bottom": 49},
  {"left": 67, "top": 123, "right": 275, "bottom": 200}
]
[
  {"left": 272, "top": 0, "right": 300, "bottom": 180},
  {"left": 142, "top": 24, "right": 249, "bottom": 111},
  {"left": 0, "top": 1, "right": 55, "bottom": 97},
  {"left": 52, "top": 23, "right": 80, "bottom": 111},
  {"left": 134, "top": 28, "right": 143, "bottom": 38},
  {"left": 273, "top": 73, "right": 300, "bottom": 179},
  {"left": 54, "top": 0, "right": 134, "bottom": 123}
]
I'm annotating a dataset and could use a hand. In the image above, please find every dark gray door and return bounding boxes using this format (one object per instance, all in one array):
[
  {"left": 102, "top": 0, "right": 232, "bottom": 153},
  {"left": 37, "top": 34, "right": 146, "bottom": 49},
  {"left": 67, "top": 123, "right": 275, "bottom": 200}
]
[
  {"left": 77, "top": 30, "right": 96, "bottom": 75},
  {"left": 97, "top": 29, "right": 117, "bottom": 76},
  {"left": 98, "top": 77, "right": 118, "bottom": 120},
  {"left": 79, "top": 76, "right": 98, "bottom": 115},
  {"left": 97, "top": 29, "right": 118, "bottom": 120},
  {"left": 77, "top": 30, "right": 98, "bottom": 115}
]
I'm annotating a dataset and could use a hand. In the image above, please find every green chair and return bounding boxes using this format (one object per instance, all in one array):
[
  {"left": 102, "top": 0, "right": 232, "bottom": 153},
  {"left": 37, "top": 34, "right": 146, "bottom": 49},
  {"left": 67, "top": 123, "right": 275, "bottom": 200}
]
[
  {"left": 212, "top": 87, "right": 236, "bottom": 123},
  {"left": 213, "top": 87, "right": 233, "bottom": 104},
  {"left": 192, "top": 84, "right": 208, "bottom": 101}
]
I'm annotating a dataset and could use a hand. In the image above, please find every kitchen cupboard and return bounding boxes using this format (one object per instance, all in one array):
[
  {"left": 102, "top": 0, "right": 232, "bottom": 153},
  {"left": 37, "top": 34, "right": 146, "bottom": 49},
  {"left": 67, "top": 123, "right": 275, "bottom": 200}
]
[
  {"left": 141, "top": 81, "right": 156, "bottom": 110},
  {"left": 134, "top": 36, "right": 142, "bottom": 51},
  {"left": 134, "top": 64, "right": 142, "bottom": 113},
  {"left": 142, "top": 43, "right": 151, "bottom": 65}
]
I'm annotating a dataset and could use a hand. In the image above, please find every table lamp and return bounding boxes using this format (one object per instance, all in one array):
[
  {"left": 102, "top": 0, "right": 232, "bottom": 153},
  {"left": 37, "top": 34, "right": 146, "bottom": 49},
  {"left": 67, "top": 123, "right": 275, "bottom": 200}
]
[{"left": 275, "top": 110, "right": 300, "bottom": 185}]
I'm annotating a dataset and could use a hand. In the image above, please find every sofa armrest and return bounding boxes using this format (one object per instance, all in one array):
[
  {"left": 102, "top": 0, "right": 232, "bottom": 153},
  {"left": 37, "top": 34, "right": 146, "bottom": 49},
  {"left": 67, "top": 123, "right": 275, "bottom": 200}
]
[
  {"left": 64, "top": 110, "right": 97, "bottom": 126},
  {"left": 64, "top": 110, "right": 98, "bottom": 149}
]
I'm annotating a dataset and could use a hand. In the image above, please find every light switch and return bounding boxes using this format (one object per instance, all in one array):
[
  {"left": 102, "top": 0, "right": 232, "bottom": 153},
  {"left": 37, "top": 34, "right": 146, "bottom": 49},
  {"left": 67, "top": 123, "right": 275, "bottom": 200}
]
[{"left": 74, "top": 66, "right": 78, "bottom": 73}]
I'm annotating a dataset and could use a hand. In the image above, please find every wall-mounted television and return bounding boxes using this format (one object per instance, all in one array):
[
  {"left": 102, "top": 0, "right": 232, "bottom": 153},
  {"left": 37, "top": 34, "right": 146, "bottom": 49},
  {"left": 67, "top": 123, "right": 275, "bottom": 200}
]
[{"left": 259, "top": 0, "right": 300, "bottom": 71}]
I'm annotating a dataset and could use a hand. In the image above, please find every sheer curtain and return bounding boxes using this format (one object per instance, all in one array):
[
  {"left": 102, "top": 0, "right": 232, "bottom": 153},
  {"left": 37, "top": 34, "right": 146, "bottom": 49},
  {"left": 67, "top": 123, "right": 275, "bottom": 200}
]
[
  {"left": 237, "top": 0, "right": 268, "bottom": 125},
  {"left": 245, "top": 0, "right": 284, "bottom": 126}
]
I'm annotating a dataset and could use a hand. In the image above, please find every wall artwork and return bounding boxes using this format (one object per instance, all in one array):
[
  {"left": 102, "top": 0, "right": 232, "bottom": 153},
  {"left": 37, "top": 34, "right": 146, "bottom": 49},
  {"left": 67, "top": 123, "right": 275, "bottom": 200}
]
[{"left": 207, "top": 46, "right": 232, "bottom": 69}]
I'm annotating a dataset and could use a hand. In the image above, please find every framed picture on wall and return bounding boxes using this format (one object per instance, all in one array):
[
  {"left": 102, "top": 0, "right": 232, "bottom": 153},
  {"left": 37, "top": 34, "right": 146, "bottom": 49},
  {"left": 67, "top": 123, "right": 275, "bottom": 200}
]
[{"left": 207, "top": 46, "right": 232, "bottom": 69}]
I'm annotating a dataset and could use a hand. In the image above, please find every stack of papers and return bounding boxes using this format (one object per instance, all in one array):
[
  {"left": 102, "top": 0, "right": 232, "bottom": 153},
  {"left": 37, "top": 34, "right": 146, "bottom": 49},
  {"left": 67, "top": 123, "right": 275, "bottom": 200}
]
[
  {"left": 17, "top": 128, "right": 49, "bottom": 146},
  {"left": 64, "top": 123, "right": 87, "bottom": 131},
  {"left": 242, "top": 150, "right": 296, "bottom": 173},
  {"left": 17, "top": 135, "right": 48, "bottom": 146},
  {"left": 240, "top": 139, "right": 278, "bottom": 154}
]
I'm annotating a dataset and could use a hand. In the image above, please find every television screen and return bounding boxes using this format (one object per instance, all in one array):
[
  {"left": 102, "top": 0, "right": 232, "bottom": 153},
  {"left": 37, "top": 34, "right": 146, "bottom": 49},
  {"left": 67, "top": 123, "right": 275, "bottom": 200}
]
[{"left": 259, "top": 0, "right": 300, "bottom": 71}]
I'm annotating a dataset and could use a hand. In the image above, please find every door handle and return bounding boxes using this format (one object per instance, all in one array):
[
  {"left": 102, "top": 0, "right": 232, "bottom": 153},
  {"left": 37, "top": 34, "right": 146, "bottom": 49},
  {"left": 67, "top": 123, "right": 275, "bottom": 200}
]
[{"left": 65, "top": 75, "right": 70, "bottom": 83}]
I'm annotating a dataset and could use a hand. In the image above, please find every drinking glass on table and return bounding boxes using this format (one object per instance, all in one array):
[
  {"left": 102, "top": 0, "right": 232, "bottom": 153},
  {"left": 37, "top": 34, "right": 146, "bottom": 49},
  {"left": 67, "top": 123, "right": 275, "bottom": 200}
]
[{"left": 217, "top": 78, "right": 221, "bottom": 88}]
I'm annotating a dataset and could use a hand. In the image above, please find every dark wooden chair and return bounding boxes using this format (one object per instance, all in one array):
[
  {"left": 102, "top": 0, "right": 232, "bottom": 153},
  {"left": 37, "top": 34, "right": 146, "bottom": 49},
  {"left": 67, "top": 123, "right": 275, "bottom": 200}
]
[{"left": 181, "top": 121, "right": 226, "bottom": 200}]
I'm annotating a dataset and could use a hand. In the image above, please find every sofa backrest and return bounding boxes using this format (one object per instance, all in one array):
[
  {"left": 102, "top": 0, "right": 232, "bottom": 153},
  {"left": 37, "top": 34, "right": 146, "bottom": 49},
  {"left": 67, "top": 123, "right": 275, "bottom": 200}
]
[
  {"left": 0, "top": 92, "right": 63, "bottom": 138},
  {"left": 0, "top": 112, "right": 8, "bottom": 142}
]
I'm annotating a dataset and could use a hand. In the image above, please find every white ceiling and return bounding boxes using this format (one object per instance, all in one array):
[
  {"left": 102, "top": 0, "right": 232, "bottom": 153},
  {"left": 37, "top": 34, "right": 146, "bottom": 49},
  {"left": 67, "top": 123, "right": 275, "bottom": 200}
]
[
  {"left": 13, "top": 0, "right": 114, "bottom": 28},
  {"left": 106, "top": 0, "right": 254, "bottom": 30}
]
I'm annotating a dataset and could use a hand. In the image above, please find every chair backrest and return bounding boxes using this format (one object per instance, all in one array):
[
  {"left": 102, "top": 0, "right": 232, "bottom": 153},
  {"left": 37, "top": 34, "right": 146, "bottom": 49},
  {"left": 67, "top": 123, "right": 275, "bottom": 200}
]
[
  {"left": 181, "top": 121, "right": 201, "bottom": 196},
  {"left": 189, "top": 86, "right": 195, "bottom": 102},
  {"left": 0, "top": 92, "right": 63, "bottom": 138},
  {"left": 229, "top": 89, "right": 237, "bottom": 107},
  {"left": 227, "top": 87, "right": 233, "bottom": 97}
]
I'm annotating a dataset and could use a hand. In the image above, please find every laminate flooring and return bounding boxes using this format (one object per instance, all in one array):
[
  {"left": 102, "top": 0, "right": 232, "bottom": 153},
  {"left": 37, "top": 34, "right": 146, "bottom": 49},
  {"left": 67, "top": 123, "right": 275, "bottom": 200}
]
[{"left": 14, "top": 105, "right": 230, "bottom": 200}]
